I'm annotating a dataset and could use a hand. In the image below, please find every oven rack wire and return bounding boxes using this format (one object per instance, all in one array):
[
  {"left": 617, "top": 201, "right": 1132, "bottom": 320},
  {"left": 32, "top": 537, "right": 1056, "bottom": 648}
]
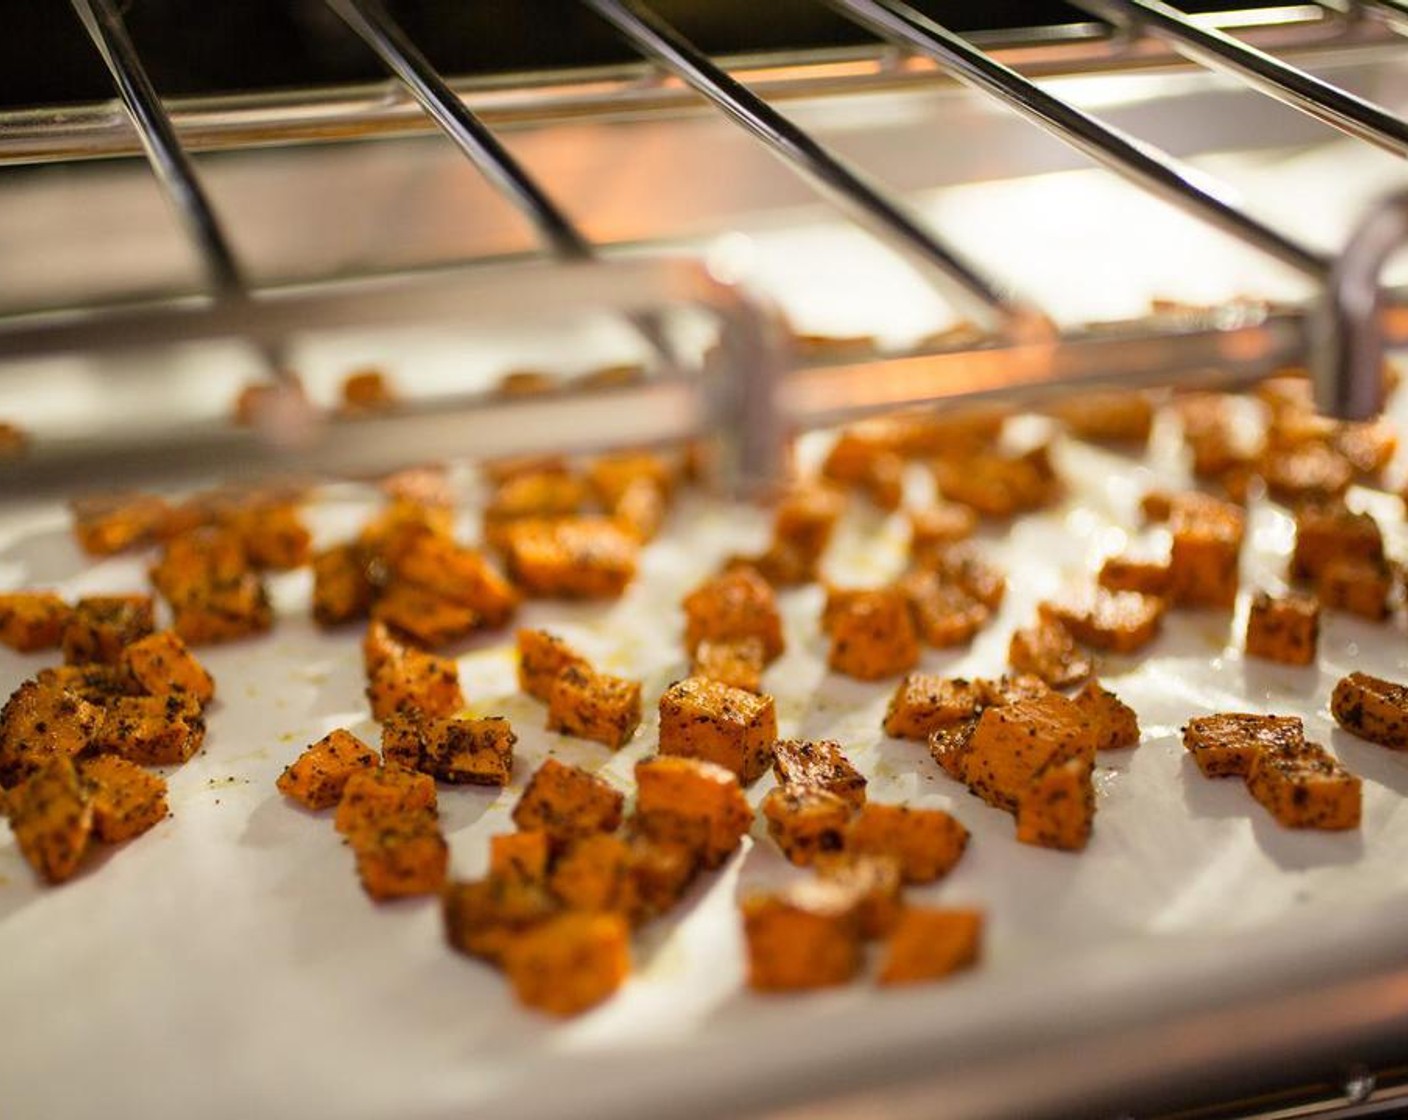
[{"left": 1, "top": 0, "right": 1407, "bottom": 499}]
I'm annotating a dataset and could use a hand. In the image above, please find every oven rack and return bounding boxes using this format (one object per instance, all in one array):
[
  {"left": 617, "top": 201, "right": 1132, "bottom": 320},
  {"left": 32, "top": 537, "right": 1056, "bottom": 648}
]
[{"left": 1, "top": 0, "right": 1407, "bottom": 499}]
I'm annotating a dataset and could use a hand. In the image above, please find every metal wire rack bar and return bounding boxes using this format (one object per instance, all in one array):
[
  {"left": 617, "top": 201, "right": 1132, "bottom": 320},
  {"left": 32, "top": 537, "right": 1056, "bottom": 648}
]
[{"left": 1357, "top": 0, "right": 1408, "bottom": 35}]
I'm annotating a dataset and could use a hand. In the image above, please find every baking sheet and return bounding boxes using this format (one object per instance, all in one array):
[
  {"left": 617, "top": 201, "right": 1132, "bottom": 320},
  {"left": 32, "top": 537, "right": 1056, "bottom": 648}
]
[{"left": 3, "top": 402, "right": 1408, "bottom": 1119}]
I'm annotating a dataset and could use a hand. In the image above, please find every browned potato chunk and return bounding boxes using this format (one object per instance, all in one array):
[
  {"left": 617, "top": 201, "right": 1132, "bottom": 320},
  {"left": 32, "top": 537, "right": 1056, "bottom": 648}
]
[
  {"left": 276, "top": 729, "right": 378, "bottom": 810},
  {"left": 1098, "top": 556, "right": 1172, "bottom": 597},
  {"left": 1007, "top": 619, "right": 1093, "bottom": 689},
  {"left": 634, "top": 756, "right": 751, "bottom": 869},
  {"left": 772, "top": 739, "right": 866, "bottom": 809},
  {"left": 761, "top": 786, "right": 853, "bottom": 866},
  {"left": 826, "top": 588, "right": 919, "bottom": 681},
  {"left": 489, "top": 830, "right": 551, "bottom": 885},
  {"left": 741, "top": 880, "right": 863, "bottom": 992},
  {"left": 1259, "top": 443, "right": 1353, "bottom": 503},
  {"left": 516, "top": 628, "right": 589, "bottom": 702},
  {"left": 1167, "top": 497, "right": 1244, "bottom": 609},
  {"left": 931, "top": 444, "right": 1059, "bottom": 518},
  {"left": 371, "top": 582, "right": 481, "bottom": 649},
  {"left": 547, "top": 833, "right": 639, "bottom": 916},
  {"left": 1245, "top": 591, "right": 1319, "bottom": 666},
  {"left": 224, "top": 502, "right": 311, "bottom": 572},
  {"left": 823, "top": 434, "right": 905, "bottom": 511},
  {"left": 1246, "top": 741, "right": 1360, "bottom": 830},
  {"left": 0, "top": 592, "right": 71, "bottom": 653},
  {"left": 896, "top": 570, "right": 989, "bottom": 648},
  {"left": 311, "top": 543, "right": 375, "bottom": 627},
  {"left": 0, "top": 679, "right": 104, "bottom": 787},
  {"left": 908, "top": 503, "right": 978, "bottom": 565},
  {"left": 348, "top": 810, "right": 449, "bottom": 900},
  {"left": 151, "top": 530, "right": 271, "bottom": 645},
  {"left": 1331, "top": 672, "right": 1408, "bottom": 750},
  {"left": 883, "top": 674, "right": 984, "bottom": 741},
  {"left": 62, "top": 595, "right": 156, "bottom": 666},
  {"left": 1047, "top": 391, "right": 1153, "bottom": 444},
  {"left": 1181, "top": 713, "right": 1303, "bottom": 778},
  {"left": 381, "top": 715, "right": 515, "bottom": 786},
  {"left": 340, "top": 367, "right": 396, "bottom": 413},
  {"left": 1317, "top": 557, "right": 1392, "bottom": 620},
  {"left": 511, "top": 757, "right": 624, "bottom": 845},
  {"left": 682, "top": 566, "right": 785, "bottom": 662},
  {"left": 1291, "top": 501, "right": 1383, "bottom": 582},
  {"left": 1074, "top": 680, "right": 1139, "bottom": 750},
  {"left": 926, "top": 544, "right": 1006, "bottom": 610},
  {"left": 691, "top": 637, "right": 765, "bottom": 694},
  {"left": 1016, "top": 751, "right": 1095, "bottom": 850},
  {"left": 1039, "top": 588, "right": 1165, "bottom": 654},
  {"left": 34, "top": 664, "right": 136, "bottom": 706},
  {"left": 443, "top": 874, "right": 558, "bottom": 964},
  {"left": 484, "top": 466, "right": 588, "bottom": 532},
  {"left": 658, "top": 677, "right": 776, "bottom": 783},
  {"left": 364, "top": 627, "right": 463, "bottom": 722},
  {"left": 503, "top": 911, "right": 632, "bottom": 1017},
  {"left": 928, "top": 720, "right": 977, "bottom": 781},
  {"left": 71, "top": 492, "right": 170, "bottom": 556},
  {"left": 588, "top": 452, "right": 676, "bottom": 509},
  {"left": 877, "top": 907, "right": 983, "bottom": 986},
  {"left": 121, "top": 630, "right": 215, "bottom": 706},
  {"left": 500, "top": 517, "right": 638, "bottom": 599},
  {"left": 386, "top": 530, "right": 518, "bottom": 629},
  {"left": 546, "top": 664, "right": 642, "bottom": 750},
  {"left": 5, "top": 756, "right": 92, "bottom": 882},
  {"left": 964, "top": 692, "right": 1094, "bottom": 812},
  {"left": 769, "top": 484, "right": 845, "bottom": 583},
  {"left": 92, "top": 693, "right": 206, "bottom": 767},
  {"left": 623, "top": 832, "right": 699, "bottom": 921},
  {"left": 846, "top": 802, "right": 969, "bottom": 884},
  {"left": 334, "top": 764, "right": 437, "bottom": 836},
  {"left": 79, "top": 755, "right": 167, "bottom": 843},
  {"left": 812, "top": 852, "right": 904, "bottom": 939}
]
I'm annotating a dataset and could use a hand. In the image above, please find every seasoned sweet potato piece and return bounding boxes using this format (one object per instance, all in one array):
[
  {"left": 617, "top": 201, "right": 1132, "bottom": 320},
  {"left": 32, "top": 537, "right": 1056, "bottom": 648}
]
[
  {"left": 371, "top": 582, "right": 480, "bottom": 649},
  {"left": 500, "top": 517, "right": 638, "bottom": 599},
  {"left": 79, "top": 754, "right": 167, "bottom": 843},
  {"left": 908, "top": 503, "right": 978, "bottom": 565},
  {"left": 276, "top": 729, "right": 378, "bottom": 810},
  {"left": 334, "top": 764, "right": 437, "bottom": 836},
  {"left": 896, "top": 570, "right": 989, "bottom": 648},
  {"left": 883, "top": 674, "right": 984, "bottom": 741},
  {"left": 484, "top": 467, "right": 589, "bottom": 530},
  {"left": 622, "top": 832, "right": 698, "bottom": 921},
  {"left": 876, "top": 908, "right": 983, "bottom": 989},
  {"left": 634, "top": 756, "right": 751, "bottom": 869},
  {"left": 1008, "top": 619, "right": 1093, "bottom": 689},
  {"left": 443, "top": 874, "right": 559, "bottom": 964},
  {"left": 547, "top": 833, "right": 639, "bottom": 916},
  {"left": 348, "top": 810, "right": 449, "bottom": 900},
  {"left": 658, "top": 677, "right": 776, "bottom": 783},
  {"left": 1316, "top": 556, "right": 1392, "bottom": 620},
  {"left": 381, "top": 715, "right": 515, "bottom": 786},
  {"left": 516, "top": 629, "right": 589, "bottom": 702},
  {"left": 490, "top": 830, "right": 551, "bottom": 886},
  {"left": 691, "top": 636, "right": 765, "bottom": 694},
  {"left": 0, "top": 679, "right": 104, "bottom": 787},
  {"left": 1259, "top": 443, "right": 1353, "bottom": 503},
  {"left": 812, "top": 852, "right": 904, "bottom": 939},
  {"left": 1039, "top": 588, "right": 1165, "bottom": 654},
  {"left": 224, "top": 503, "right": 311, "bottom": 571},
  {"left": 609, "top": 478, "right": 667, "bottom": 542},
  {"left": 34, "top": 665, "right": 136, "bottom": 706},
  {"left": 1046, "top": 391, "right": 1153, "bottom": 444},
  {"left": 588, "top": 452, "right": 676, "bottom": 508},
  {"left": 976, "top": 674, "right": 1052, "bottom": 708},
  {"left": 769, "top": 484, "right": 845, "bottom": 582},
  {"left": 1291, "top": 501, "right": 1383, "bottom": 582},
  {"left": 62, "top": 595, "right": 156, "bottom": 666},
  {"left": 1016, "top": 752, "right": 1095, "bottom": 850},
  {"left": 827, "top": 588, "right": 919, "bottom": 681},
  {"left": 1245, "top": 591, "right": 1319, "bottom": 666},
  {"left": 92, "top": 693, "right": 206, "bottom": 767},
  {"left": 846, "top": 802, "right": 969, "bottom": 884},
  {"left": 340, "top": 367, "right": 396, "bottom": 413},
  {"left": 932, "top": 444, "right": 1059, "bottom": 518},
  {"left": 761, "top": 787, "right": 853, "bottom": 866},
  {"left": 311, "top": 543, "right": 375, "bottom": 628},
  {"left": 1331, "top": 672, "right": 1408, "bottom": 750},
  {"left": 503, "top": 911, "right": 632, "bottom": 1017},
  {"left": 1168, "top": 499, "right": 1244, "bottom": 609},
  {"left": 1181, "top": 713, "right": 1303, "bottom": 778},
  {"left": 546, "top": 664, "right": 642, "bottom": 750},
  {"left": 682, "top": 566, "right": 785, "bottom": 662},
  {"left": 494, "top": 369, "right": 559, "bottom": 398},
  {"left": 5, "top": 756, "right": 92, "bottom": 882},
  {"left": 1247, "top": 741, "right": 1360, "bottom": 830},
  {"left": 926, "top": 544, "right": 1006, "bottom": 611},
  {"left": 741, "top": 881, "right": 863, "bottom": 992},
  {"left": 1097, "top": 556, "right": 1172, "bottom": 597},
  {"left": 151, "top": 530, "right": 272, "bottom": 645},
  {"left": 772, "top": 739, "right": 866, "bottom": 809},
  {"left": 71, "top": 492, "right": 170, "bottom": 556},
  {"left": 964, "top": 692, "right": 1094, "bottom": 812},
  {"left": 386, "top": 530, "right": 518, "bottom": 629},
  {"left": 511, "top": 757, "right": 624, "bottom": 845},
  {"left": 364, "top": 633, "right": 463, "bottom": 722},
  {"left": 928, "top": 720, "right": 977, "bottom": 781},
  {"left": 121, "top": 630, "right": 215, "bottom": 705},
  {"left": 0, "top": 592, "right": 71, "bottom": 653},
  {"left": 1074, "top": 680, "right": 1139, "bottom": 750},
  {"left": 823, "top": 436, "right": 904, "bottom": 511}
]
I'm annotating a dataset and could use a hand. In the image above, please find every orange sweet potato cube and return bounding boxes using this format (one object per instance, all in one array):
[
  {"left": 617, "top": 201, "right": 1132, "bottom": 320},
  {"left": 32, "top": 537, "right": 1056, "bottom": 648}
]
[
  {"left": 547, "top": 833, "right": 639, "bottom": 917},
  {"left": 623, "top": 832, "right": 699, "bottom": 921},
  {"left": 1039, "top": 587, "right": 1165, "bottom": 654},
  {"left": 334, "top": 764, "right": 437, "bottom": 835},
  {"left": 634, "top": 756, "right": 752, "bottom": 869},
  {"left": 511, "top": 758, "right": 624, "bottom": 844},
  {"left": 1291, "top": 501, "right": 1383, "bottom": 582},
  {"left": 761, "top": 787, "right": 853, "bottom": 866},
  {"left": 484, "top": 466, "right": 589, "bottom": 527},
  {"left": 340, "top": 367, "right": 396, "bottom": 412},
  {"left": 1316, "top": 557, "right": 1391, "bottom": 620},
  {"left": 772, "top": 738, "right": 867, "bottom": 809},
  {"left": 682, "top": 566, "right": 785, "bottom": 662},
  {"left": 381, "top": 714, "right": 515, "bottom": 786},
  {"left": 91, "top": 693, "right": 207, "bottom": 766},
  {"left": 1168, "top": 499, "right": 1244, "bottom": 609},
  {"left": 1016, "top": 752, "right": 1095, "bottom": 850},
  {"left": 812, "top": 852, "right": 904, "bottom": 939},
  {"left": 1331, "top": 672, "right": 1408, "bottom": 750},
  {"left": 964, "top": 692, "right": 1094, "bottom": 812},
  {"left": 276, "top": 729, "right": 378, "bottom": 810},
  {"left": 927, "top": 545, "right": 1006, "bottom": 610},
  {"left": 443, "top": 875, "right": 559, "bottom": 964},
  {"left": 1247, "top": 741, "right": 1361, "bottom": 830},
  {"left": 741, "top": 881, "right": 863, "bottom": 992},
  {"left": 62, "top": 595, "right": 156, "bottom": 665},
  {"left": 896, "top": 570, "right": 989, "bottom": 648},
  {"left": 501, "top": 517, "right": 638, "bottom": 599},
  {"left": 364, "top": 642, "right": 463, "bottom": 722},
  {"left": 5, "top": 756, "right": 92, "bottom": 882},
  {"left": 908, "top": 503, "right": 978, "bottom": 564},
  {"left": 1181, "top": 713, "right": 1303, "bottom": 778},
  {"left": 167, "top": 577, "right": 273, "bottom": 645},
  {"left": 771, "top": 484, "right": 845, "bottom": 580},
  {"left": 827, "top": 588, "right": 919, "bottom": 681},
  {"left": 928, "top": 720, "right": 977, "bottom": 782},
  {"left": 386, "top": 531, "right": 518, "bottom": 629},
  {"left": 658, "top": 677, "right": 777, "bottom": 783},
  {"left": 225, "top": 503, "right": 311, "bottom": 571},
  {"left": 1007, "top": 619, "right": 1093, "bottom": 689},
  {"left": 122, "top": 630, "right": 215, "bottom": 706},
  {"left": 587, "top": 452, "right": 676, "bottom": 509},
  {"left": 883, "top": 674, "right": 984, "bottom": 741},
  {"left": 503, "top": 911, "right": 632, "bottom": 1017},
  {"left": 1259, "top": 443, "right": 1353, "bottom": 503},
  {"left": 70, "top": 492, "right": 170, "bottom": 556},
  {"left": 931, "top": 445, "right": 1058, "bottom": 518},
  {"left": 846, "top": 802, "right": 969, "bottom": 884},
  {"left": 1074, "top": 680, "right": 1139, "bottom": 750},
  {"left": 1098, "top": 556, "right": 1172, "bottom": 597},
  {"left": 490, "top": 829, "right": 551, "bottom": 885},
  {"left": 0, "top": 679, "right": 104, "bottom": 787},
  {"left": 1047, "top": 390, "right": 1153, "bottom": 444},
  {"left": 348, "top": 810, "right": 449, "bottom": 900},
  {"left": 0, "top": 592, "right": 71, "bottom": 653},
  {"left": 691, "top": 637, "right": 765, "bottom": 694},
  {"left": 1245, "top": 591, "right": 1319, "bottom": 666},
  {"left": 877, "top": 908, "right": 983, "bottom": 985},
  {"left": 546, "top": 665, "right": 642, "bottom": 750},
  {"left": 34, "top": 664, "right": 135, "bottom": 706},
  {"left": 79, "top": 754, "right": 168, "bottom": 843},
  {"left": 516, "top": 628, "right": 589, "bottom": 702},
  {"left": 371, "top": 582, "right": 480, "bottom": 649},
  {"left": 311, "top": 543, "right": 375, "bottom": 627}
]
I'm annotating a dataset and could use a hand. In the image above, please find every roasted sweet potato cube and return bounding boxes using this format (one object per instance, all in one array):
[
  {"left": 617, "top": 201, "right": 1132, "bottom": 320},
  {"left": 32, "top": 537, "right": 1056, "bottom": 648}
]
[
  {"left": 503, "top": 911, "right": 632, "bottom": 1017},
  {"left": 691, "top": 637, "right": 765, "bottom": 694},
  {"left": 276, "top": 729, "right": 378, "bottom": 810},
  {"left": 0, "top": 592, "right": 71, "bottom": 653},
  {"left": 878, "top": 907, "right": 983, "bottom": 986},
  {"left": 1169, "top": 505, "right": 1244, "bottom": 609},
  {"left": 511, "top": 757, "right": 624, "bottom": 844},
  {"left": 5, "top": 756, "right": 92, "bottom": 882},
  {"left": 547, "top": 833, "right": 639, "bottom": 916},
  {"left": 658, "top": 677, "right": 777, "bottom": 783},
  {"left": 1075, "top": 680, "right": 1139, "bottom": 750},
  {"left": 1181, "top": 713, "right": 1303, "bottom": 778},
  {"left": 493, "top": 369, "right": 559, "bottom": 398},
  {"left": 1016, "top": 752, "right": 1095, "bottom": 850},
  {"left": 150, "top": 528, "right": 248, "bottom": 601},
  {"left": 908, "top": 503, "right": 978, "bottom": 564},
  {"left": 443, "top": 875, "right": 559, "bottom": 964},
  {"left": 1047, "top": 390, "right": 1153, "bottom": 444},
  {"left": 121, "top": 630, "right": 215, "bottom": 705},
  {"left": 387, "top": 532, "right": 518, "bottom": 628},
  {"left": 1331, "top": 672, "right": 1408, "bottom": 750},
  {"left": 500, "top": 517, "right": 638, "bottom": 599},
  {"left": 896, "top": 570, "right": 989, "bottom": 648},
  {"left": 883, "top": 674, "right": 984, "bottom": 741},
  {"left": 92, "top": 693, "right": 206, "bottom": 767},
  {"left": 365, "top": 644, "right": 463, "bottom": 722},
  {"left": 71, "top": 492, "right": 170, "bottom": 556},
  {"left": 928, "top": 720, "right": 977, "bottom": 782},
  {"left": 349, "top": 810, "right": 449, "bottom": 900},
  {"left": 623, "top": 832, "right": 698, "bottom": 921},
  {"left": 976, "top": 674, "right": 1052, "bottom": 707},
  {"left": 1247, "top": 741, "right": 1360, "bottom": 830},
  {"left": 340, "top": 367, "right": 396, "bottom": 412},
  {"left": 382, "top": 715, "right": 515, "bottom": 786},
  {"left": 927, "top": 544, "right": 1006, "bottom": 610},
  {"left": 225, "top": 503, "right": 311, "bottom": 571},
  {"left": 1260, "top": 443, "right": 1353, "bottom": 503},
  {"left": 682, "top": 566, "right": 785, "bottom": 662},
  {"left": 1316, "top": 556, "right": 1392, "bottom": 620},
  {"left": 634, "top": 756, "right": 752, "bottom": 869},
  {"left": 546, "top": 665, "right": 642, "bottom": 750},
  {"left": 169, "top": 580, "right": 273, "bottom": 645},
  {"left": 490, "top": 830, "right": 551, "bottom": 885},
  {"left": 588, "top": 452, "right": 676, "bottom": 508},
  {"left": 484, "top": 467, "right": 588, "bottom": 526},
  {"left": 34, "top": 665, "right": 135, "bottom": 706},
  {"left": 311, "top": 543, "right": 375, "bottom": 627},
  {"left": 0, "top": 679, "right": 104, "bottom": 787},
  {"left": 827, "top": 589, "right": 919, "bottom": 681},
  {"left": 62, "top": 595, "right": 155, "bottom": 666},
  {"left": 372, "top": 582, "right": 480, "bottom": 649},
  {"left": 1291, "top": 501, "right": 1383, "bottom": 582},
  {"left": 609, "top": 478, "right": 667, "bottom": 542},
  {"left": 1007, "top": 619, "right": 1093, "bottom": 689},
  {"left": 812, "top": 852, "right": 903, "bottom": 939},
  {"left": 822, "top": 431, "right": 905, "bottom": 511},
  {"left": 964, "top": 692, "right": 1094, "bottom": 812},
  {"left": 516, "top": 628, "right": 589, "bottom": 702},
  {"left": 741, "top": 881, "right": 863, "bottom": 992},
  {"left": 1098, "top": 556, "right": 1172, "bottom": 597},
  {"left": 931, "top": 446, "right": 1058, "bottom": 517},
  {"left": 771, "top": 485, "right": 845, "bottom": 578},
  {"left": 846, "top": 802, "right": 969, "bottom": 884},
  {"left": 1039, "top": 587, "right": 1165, "bottom": 654},
  {"left": 761, "top": 786, "right": 852, "bottom": 866},
  {"left": 1245, "top": 591, "right": 1319, "bottom": 666},
  {"left": 1338, "top": 417, "right": 1396, "bottom": 476},
  {"left": 772, "top": 739, "right": 866, "bottom": 809},
  {"left": 79, "top": 754, "right": 167, "bottom": 843},
  {"left": 334, "top": 764, "right": 437, "bottom": 835}
]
